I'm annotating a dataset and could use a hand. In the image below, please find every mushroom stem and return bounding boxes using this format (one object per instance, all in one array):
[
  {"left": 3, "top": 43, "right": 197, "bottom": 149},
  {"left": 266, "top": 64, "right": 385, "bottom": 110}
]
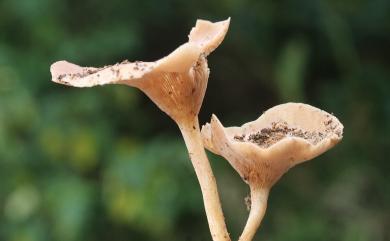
[
  {"left": 179, "top": 116, "right": 230, "bottom": 241},
  {"left": 238, "top": 185, "right": 269, "bottom": 241}
]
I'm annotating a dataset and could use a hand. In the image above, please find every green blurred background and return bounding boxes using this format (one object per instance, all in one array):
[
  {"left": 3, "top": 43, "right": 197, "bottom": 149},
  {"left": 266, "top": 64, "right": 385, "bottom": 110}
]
[{"left": 0, "top": 0, "right": 389, "bottom": 240}]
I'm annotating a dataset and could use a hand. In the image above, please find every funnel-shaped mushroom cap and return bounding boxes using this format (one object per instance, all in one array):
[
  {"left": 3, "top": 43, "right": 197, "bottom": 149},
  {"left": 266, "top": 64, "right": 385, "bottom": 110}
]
[
  {"left": 201, "top": 103, "right": 343, "bottom": 187},
  {"left": 50, "top": 18, "right": 230, "bottom": 122}
]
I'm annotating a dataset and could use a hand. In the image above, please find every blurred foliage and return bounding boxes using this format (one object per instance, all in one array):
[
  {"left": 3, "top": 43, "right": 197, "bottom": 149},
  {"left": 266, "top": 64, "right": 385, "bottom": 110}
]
[{"left": 0, "top": 0, "right": 389, "bottom": 240}]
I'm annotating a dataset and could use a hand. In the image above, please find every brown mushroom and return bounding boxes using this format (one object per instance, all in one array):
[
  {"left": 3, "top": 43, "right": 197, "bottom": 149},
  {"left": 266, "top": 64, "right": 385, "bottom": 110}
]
[
  {"left": 201, "top": 102, "right": 343, "bottom": 241},
  {"left": 50, "top": 19, "right": 231, "bottom": 241}
]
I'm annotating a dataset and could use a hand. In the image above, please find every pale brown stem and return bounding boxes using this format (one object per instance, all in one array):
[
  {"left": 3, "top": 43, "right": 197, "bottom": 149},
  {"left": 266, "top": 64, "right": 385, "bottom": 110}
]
[
  {"left": 238, "top": 185, "right": 269, "bottom": 241},
  {"left": 179, "top": 116, "right": 231, "bottom": 241}
]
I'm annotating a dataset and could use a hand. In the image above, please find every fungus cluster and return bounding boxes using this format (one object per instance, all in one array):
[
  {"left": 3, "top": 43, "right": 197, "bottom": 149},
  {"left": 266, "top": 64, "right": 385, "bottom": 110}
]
[{"left": 50, "top": 19, "right": 343, "bottom": 241}]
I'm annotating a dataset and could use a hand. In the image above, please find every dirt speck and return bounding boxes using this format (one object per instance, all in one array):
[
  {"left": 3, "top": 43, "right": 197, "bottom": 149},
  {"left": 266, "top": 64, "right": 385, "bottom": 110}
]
[
  {"left": 245, "top": 195, "right": 251, "bottom": 211},
  {"left": 233, "top": 134, "right": 245, "bottom": 141}
]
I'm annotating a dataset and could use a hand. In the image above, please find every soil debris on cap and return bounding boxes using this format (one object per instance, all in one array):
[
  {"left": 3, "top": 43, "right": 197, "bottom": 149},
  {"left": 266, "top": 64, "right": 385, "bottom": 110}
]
[
  {"left": 234, "top": 119, "right": 339, "bottom": 148},
  {"left": 55, "top": 59, "right": 150, "bottom": 82},
  {"left": 233, "top": 134, "right": 245, "bottom": 141}
]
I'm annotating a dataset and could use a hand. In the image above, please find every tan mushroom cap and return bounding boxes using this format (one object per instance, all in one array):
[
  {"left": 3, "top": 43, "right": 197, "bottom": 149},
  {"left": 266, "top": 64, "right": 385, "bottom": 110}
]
[
  {"left": 50, "top": 18, "right": 230, "bottom": 122},
  {"left": 50, "top": 18, "right": 230, "bottom": 87},
  {"left": 201, "top": 103, "right": 343, "bottom": 187}
]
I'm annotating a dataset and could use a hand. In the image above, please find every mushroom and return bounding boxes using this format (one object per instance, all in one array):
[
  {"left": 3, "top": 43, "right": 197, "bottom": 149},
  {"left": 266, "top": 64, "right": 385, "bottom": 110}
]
[
  {"left": 201, "top": 103, "right": 343, "bottom": 241},
  {"left": 50, "top": 19, "right": 231, "bottom": 241}
]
